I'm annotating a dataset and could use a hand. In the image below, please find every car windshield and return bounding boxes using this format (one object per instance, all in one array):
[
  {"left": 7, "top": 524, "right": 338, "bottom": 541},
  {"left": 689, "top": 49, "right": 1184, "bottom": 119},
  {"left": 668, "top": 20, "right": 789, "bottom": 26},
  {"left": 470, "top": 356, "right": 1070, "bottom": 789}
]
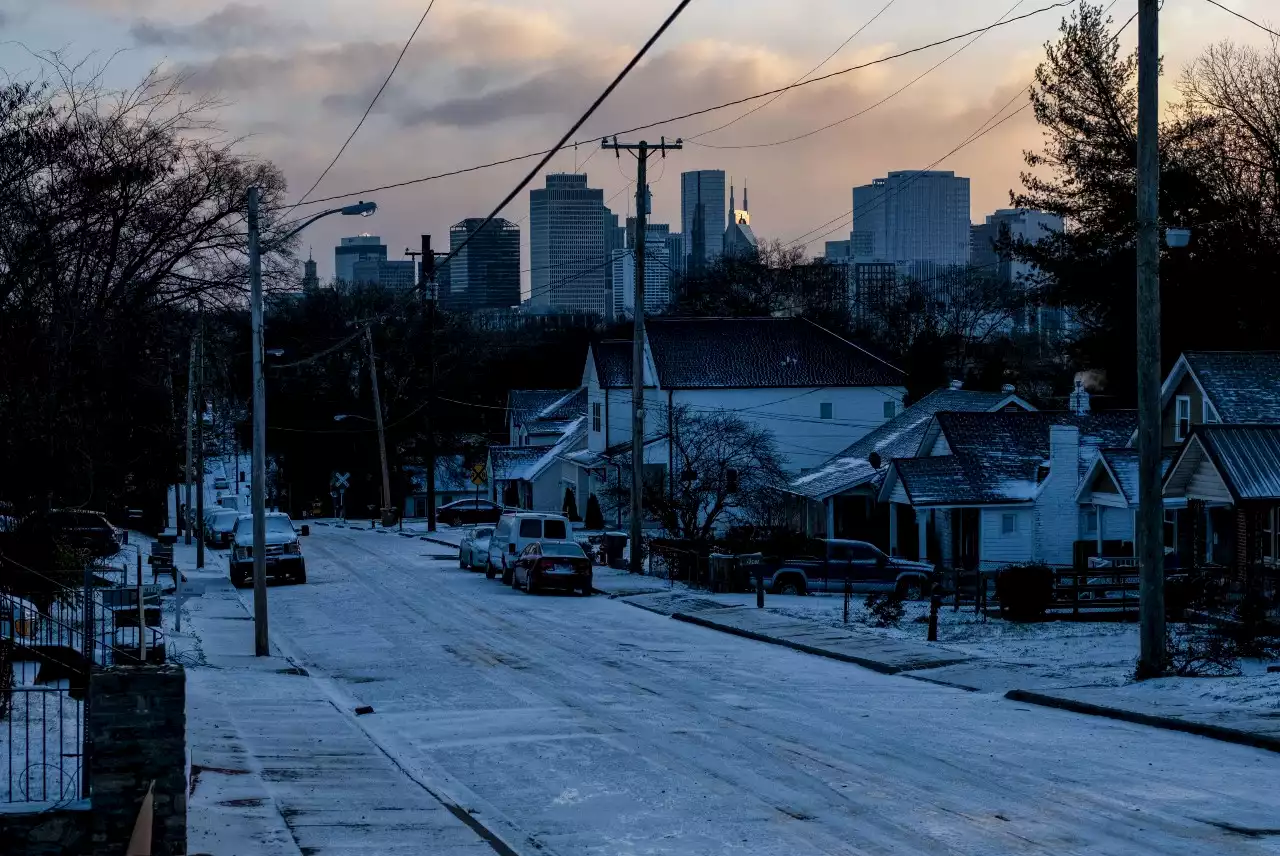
[
  {"left": 212, "top": 512, "right": 239, "bottom": 528},
  {"left": 540, "top": 542, "right": 585, "bottom": 558},
  {"left": 233, "top": 516, "right": 295, "bottom": 537},
  {"left": 473, "top": 528, "right": 494, "bottom": 539}
]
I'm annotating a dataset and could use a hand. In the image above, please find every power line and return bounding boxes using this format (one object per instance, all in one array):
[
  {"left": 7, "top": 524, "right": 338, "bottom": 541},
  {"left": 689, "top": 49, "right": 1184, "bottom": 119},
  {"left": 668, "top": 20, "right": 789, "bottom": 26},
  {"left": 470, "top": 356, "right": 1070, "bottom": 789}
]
[
  {"left": 430, "top": 0, "right": 695, "bottom": 276},
  {"left": 296, "top": 1, "right": 1076, "bottom": 208},
  {"left": 696, "top": 0, "right": 1027, "bottom": 150},
  {"left": 1201, "top": 0, "right": 1280, "bottom": 38},
  {"left": 288, "top": 1, "right": 438, "bottom": 212},
  {"left": 689, "top": 0, "right": 899, "bottom": 140}
]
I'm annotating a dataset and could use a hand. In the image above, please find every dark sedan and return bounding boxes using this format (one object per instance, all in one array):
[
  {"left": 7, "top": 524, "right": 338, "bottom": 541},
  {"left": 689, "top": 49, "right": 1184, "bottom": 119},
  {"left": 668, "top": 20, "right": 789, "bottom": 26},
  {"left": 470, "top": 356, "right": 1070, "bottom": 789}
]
[
  {"left": 512, "top": 541, "right": 592, "bottom": 595},
  {"left": 6, "top": 509, "right": 123, "bottom": 559},
  {"left": 437, "top": 498, "right": 503, "bottom": 527}
]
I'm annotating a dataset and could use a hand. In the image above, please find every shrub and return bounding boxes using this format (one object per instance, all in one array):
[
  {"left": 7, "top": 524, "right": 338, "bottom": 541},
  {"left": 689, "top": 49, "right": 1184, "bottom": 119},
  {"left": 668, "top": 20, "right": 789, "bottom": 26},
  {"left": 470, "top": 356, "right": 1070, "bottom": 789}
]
[
  {"left": 862, "top": 591, "right": 906, "bottom": 628},
  {"left": 562, "top": 487, "right": 580, "bottom": 522},
  {"left": 584, "top": 494, "right": 605, "bottom": 530},
  {"left": 1163, "top": 624, "right": 1241, "bottom": 677},
  {"left": 995, "top": 563, "right": 1055, "bottom": 622}
]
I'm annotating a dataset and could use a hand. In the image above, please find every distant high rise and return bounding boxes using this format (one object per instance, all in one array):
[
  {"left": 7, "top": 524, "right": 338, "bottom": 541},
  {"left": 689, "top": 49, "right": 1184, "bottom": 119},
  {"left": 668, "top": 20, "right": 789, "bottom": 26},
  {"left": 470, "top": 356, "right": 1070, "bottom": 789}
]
[
  {"left": 664, "top": 233, "right": 685, "bottom": 297},
  {"left": 851, "top": 170, "right": 970, "bottom": 266},
  {"left": 825, "top": 240, "right": 851, "bottom": 262},
  {"left": 970, "top": 208, "right": 1063, "bottom": 284},
  {"left": 611, "top": 233, "right": 671, "bottom": 318},
  {"left": 723, "top": 182, "right": 758, "bottom": 259},
  {"left": 302, "top": 251, "right": 320, "bottom": 289},
  {"left": 603, "top": 207, "right": 626, "bottom": 315},
  {"left": 335, "top": 235, "right": 387, "bottom": 284},
  {"left": 681, "top": 170, "right": 725, "bottom": 273},
  {"left": 351, "top": 259, "right": 416, "bottom": 290},
  {"left": 529, "top": 173, "right": 607, "bottom": 315},
  {"left": 445, "top": 218, "right": 520, "bottom": 312},
  {"left": 625, "top": 217, "right": 670, "bottom": 250}
]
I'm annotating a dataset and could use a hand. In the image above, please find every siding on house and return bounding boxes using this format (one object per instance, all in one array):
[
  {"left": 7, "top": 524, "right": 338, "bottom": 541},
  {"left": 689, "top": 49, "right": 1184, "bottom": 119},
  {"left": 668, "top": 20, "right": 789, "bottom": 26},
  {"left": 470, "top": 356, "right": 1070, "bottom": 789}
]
[
  {"left": 1101, "top": 505, "right": 1134, "bottom": 541},
  {"left": 981, "top": 508, "right": 1033, "bottom": 568},
  {"left": 1186, "top": 452, "right": 1234, "bottom": 504},
  {"left": 1163, "top": 372, "right": 1207, "bottom": 447}
]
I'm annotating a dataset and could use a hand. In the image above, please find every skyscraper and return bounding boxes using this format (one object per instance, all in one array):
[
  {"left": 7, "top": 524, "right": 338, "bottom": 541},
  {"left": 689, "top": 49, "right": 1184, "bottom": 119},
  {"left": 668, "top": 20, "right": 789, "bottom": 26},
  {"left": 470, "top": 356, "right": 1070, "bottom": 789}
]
[
  {"left": 529, "top": 174, "right": 607, "bottom": 315},
  {"left": 970, "top": 208, "right": 1063, "bottom": 284},
  {"left": 445, "top": 218, "right": 520, "bottom": 312},
  {"left": 334, "top": 235, "right": 387, "bottom": 284},
  {"left": 851, "top": 170, "right": 970, "bottom": 266},
  {"left": 723, "top": 182, "right": 758, "bottom": 259},
  {"left": 611, "top": 233, "right": 671, "bottom": 318},
  {"left": 351, "top": 259, "right": 416, "bottom": 290},
  {"left": 664, "top": 233, "right": 685, "bottom": 297},
  {"left": 681, "top": 170, "right": 725, "bottom": 273},
  {"left": 603, "top": 207, "right": 626, "bottom": 316}
]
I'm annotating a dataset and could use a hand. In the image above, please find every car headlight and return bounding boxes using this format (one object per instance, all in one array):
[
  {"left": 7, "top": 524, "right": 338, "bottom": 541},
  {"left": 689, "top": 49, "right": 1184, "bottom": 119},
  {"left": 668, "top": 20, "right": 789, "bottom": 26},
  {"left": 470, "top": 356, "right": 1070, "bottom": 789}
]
[
  {"left": 234, "top": 546, "right": 249, "bottom": 561},
  {"left": 284, "top": 541, "right": 301, "bottom": 555}
]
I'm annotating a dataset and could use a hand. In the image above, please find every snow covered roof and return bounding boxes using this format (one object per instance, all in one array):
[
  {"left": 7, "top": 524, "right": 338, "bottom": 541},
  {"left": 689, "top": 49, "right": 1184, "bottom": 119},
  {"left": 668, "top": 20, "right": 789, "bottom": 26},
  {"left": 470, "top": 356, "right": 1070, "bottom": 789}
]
[
  {"left": 885, "top": 410, "right": 1137, "bottom": 506},
  {"left": 644, "top": 317, "right": 903, "bottom": 389},
  {"left": 508, "top": 389, "right": 580, "bottom": 428},
  {"left": 591, "top": 341, "right": 634, "bottom": 389},
  {"left": 1175, "top": 352, "right": 1280, "bottom": 423},
  {"left": 786, "top": 388, "right": 1032, "bottom": 500},
  {"left": 405, "top": 456, "right": 476, "bottom": 493},
  {"left": 489, "top": 446, "right": 544, "bottom": 482},
  {"left": 526, "top": 418, "right": 587, "bottom": 481},
  {"left": 1076, "top": 447, "right": 1176, "bottom": 506},
  {"left": 1165, "top": 424, "right": 1280, "bottom": 502}
]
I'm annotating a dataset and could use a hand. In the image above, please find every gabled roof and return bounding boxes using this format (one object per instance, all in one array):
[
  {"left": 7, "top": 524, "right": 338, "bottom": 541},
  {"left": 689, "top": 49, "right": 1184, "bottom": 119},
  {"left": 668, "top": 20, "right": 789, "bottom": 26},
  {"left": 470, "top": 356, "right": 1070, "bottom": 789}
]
[
  {"left": 534, "top": 387, "right": 587, "bottom": 422},
  {"left": 489, "top": 446, "right": 544, "bottom": 482},
  {"left": 1075, "top": 448, "right": 1176, "bottom": 506},
  {"left": 525, "top": 418, "right": 587, "bottom": 481},
  {"left": 591, "top": 341, "right": 634, "bottom": 389},
  {"left": 1165, "top": 424, "right": 1280, "bottom": 502},
  {"left": 786, "top": 388, "right": 1034, "bottom": 500},
  {"left": 882, "top": 410, "right": 1138, "bottom": 506},
  {"left": 644, "top": 317, "right": 903, "bottom": 389},
  {"left": 508, "top": 390, "right": 576, "bottom": 428},
  {"left": 1167, "top": 352, "right": 1280, "bottom": 423}
]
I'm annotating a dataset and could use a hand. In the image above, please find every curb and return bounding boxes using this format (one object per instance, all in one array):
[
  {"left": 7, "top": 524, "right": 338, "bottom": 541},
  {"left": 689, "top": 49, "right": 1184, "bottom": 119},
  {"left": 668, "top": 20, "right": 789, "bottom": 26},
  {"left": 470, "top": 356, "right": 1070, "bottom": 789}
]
[
  {"left": 671, "top": 611, "right": 904, "bottom": 674},
  {"left": 1005, "top": 689, "right": 1280, "bottom": 754},
  {"left": 418, "top": 536, "right": 461, "bottom": 551}
]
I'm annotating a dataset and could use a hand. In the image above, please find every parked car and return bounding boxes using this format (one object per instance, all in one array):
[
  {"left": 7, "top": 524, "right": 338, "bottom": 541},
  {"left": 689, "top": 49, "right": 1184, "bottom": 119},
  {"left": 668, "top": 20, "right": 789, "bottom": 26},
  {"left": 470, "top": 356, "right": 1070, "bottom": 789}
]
[
  {"left": 486, "top": 511, "right": 572, "bottom": 584},
  {"left": 459, "top": 526, "right": 494, "bottom": 570},
  {"left": 213, "top": 476, "right": 230, "bottom": 491},
  {"left": 437, "top": 498, "right": 504, "bottom": 527},
  {"left": 217, "top": 494, "right": 247, "bottom": 513},
  {"left": 5, "top": 509, "right": 123, "bottom": 559},
  {"left": 204, "top": 508, "right": 241, "bottom": 549},
  {"left": 757, "top": 539, "right": 932, "bottom": 597},
  {"left": 512, "top": 540, "right": 593, "bottom": 595},
  {"left": 229, "top": 512, "right": 306, "bottom": 587}
]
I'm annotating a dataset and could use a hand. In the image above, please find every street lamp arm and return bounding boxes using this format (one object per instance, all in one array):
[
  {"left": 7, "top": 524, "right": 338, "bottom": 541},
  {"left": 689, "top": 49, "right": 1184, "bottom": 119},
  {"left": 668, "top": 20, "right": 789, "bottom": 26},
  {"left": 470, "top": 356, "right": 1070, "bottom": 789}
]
[{"left": 265, "top": 201, "right": 378, "bottom": 250}]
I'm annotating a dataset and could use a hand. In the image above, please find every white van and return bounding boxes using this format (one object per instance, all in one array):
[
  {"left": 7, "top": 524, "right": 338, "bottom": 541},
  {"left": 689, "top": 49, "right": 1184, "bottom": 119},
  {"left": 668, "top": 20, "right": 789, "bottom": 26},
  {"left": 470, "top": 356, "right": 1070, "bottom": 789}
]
[
  {"left": 217, "top": 494, "right": 246, "bottom": 513},
  {"left": 486, "top": 511, "right": 572, "bottom": 584}
]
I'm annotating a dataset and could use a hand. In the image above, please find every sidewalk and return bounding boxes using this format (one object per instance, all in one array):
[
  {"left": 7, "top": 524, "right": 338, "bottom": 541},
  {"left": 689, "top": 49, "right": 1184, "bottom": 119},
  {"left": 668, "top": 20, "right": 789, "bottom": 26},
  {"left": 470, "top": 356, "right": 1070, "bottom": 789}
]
[
  {"left": 177, "top": 564, "right": 499, "bottom": 854},
  {"left": 609, "top": 587, "right": 1280, "bottom": 753}
]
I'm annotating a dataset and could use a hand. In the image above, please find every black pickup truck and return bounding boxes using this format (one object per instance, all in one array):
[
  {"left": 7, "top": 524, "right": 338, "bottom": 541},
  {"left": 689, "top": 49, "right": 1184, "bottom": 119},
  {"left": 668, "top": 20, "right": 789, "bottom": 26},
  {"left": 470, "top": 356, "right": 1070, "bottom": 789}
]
[{"left": 756, "top": 538, "right": 933, "bottom": 597}]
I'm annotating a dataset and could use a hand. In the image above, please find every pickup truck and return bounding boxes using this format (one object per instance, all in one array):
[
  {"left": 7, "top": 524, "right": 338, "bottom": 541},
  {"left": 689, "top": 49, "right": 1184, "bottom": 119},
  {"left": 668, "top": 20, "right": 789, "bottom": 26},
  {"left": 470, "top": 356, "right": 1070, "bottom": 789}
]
[{"left": 756, "top": 539, "right": 933, "bottom": 597}]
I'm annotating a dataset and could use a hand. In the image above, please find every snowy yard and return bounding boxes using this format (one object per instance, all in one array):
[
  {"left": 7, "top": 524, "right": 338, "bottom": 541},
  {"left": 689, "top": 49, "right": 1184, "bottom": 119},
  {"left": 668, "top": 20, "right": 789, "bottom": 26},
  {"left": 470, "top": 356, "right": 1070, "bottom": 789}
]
[{"left": 0, "top": 675, "right": 84, "bottom": 804}]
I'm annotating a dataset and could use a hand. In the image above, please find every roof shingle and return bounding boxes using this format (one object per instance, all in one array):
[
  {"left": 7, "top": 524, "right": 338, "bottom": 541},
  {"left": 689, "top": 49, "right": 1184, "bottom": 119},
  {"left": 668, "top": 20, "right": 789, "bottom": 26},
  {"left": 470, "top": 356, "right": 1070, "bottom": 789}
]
[{"left": 1184, "top": 351, "right": 1280, "bottom": 423}]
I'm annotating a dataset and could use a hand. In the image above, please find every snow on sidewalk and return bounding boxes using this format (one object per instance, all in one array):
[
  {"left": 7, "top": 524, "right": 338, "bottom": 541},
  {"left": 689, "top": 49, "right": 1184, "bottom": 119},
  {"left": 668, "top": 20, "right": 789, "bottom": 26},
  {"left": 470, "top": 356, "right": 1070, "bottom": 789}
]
[{"left": 181, "top": 577, "right": 498, "bottom": 855}]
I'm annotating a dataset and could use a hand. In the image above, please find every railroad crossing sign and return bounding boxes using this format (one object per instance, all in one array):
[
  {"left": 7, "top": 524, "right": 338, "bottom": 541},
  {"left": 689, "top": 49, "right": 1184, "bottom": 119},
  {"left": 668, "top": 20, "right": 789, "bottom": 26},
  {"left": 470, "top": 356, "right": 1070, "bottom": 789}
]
[
  {"left": 332, "top": 471, "right": 350, "bottom": 489},
  {"left": 469, "top": 462, "right": 487, "bottom": 486}
]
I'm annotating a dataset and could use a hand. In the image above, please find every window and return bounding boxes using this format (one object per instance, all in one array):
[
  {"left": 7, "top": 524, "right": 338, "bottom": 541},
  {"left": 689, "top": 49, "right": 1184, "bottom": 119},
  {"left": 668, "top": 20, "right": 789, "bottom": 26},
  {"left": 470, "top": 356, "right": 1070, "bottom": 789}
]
[
  {"left": 828, "top": 543, "right": 852, "bottom": 561},
  {"left": 819, "top": 402, "right": 833, "bottom": 420},
  {"left": 1083, "top": 510, "right": 1098, "bottom": 534},
  {"left": 883, "top": 400, "right": 897, "bottom": 419},
  {"left": 1001, "top": 513, "right": 1017, "bottom": 535},
  {"left": 1175, "top": 395, "right": 1191, "bottom": 441},
  {"left": 1202, "top": 398, "right": 1217, "bottom": 424},
  {"left": 543, "top": 519, "right": 568, "bottom": 540},
  {"left": 592, "top": 402, "right": 602, "bottom": 433},
  {"left": 518, "top": 519, "right": 542, "bottom": 538},
  {"left": 849, "top": 543, "right": 881, "bottom": 563}
]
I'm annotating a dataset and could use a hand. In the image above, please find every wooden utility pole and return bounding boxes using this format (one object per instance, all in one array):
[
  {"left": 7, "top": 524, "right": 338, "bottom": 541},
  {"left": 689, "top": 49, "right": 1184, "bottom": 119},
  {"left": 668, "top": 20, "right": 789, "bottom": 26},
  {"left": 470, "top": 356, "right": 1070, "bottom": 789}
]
[
  {"left": 196, "top": 305, "right": 206, "bottom": 569},
  {"left": 422, "top": 234, "right": 438, "bottom": 532},
  {"left": 1135, "top": 0, "right": 1165, "bottom": 678},
  {"left": 184, "top": 339, "right": 195, "bottom": 546},
  {"left": 364, "top": 325, "right": 393, "bottom": 525},
  {"left": 602, "top": 136, "right": 682, "bottom": 573},
  {"left": 248, "top": 185, "right": 270, "bottom": 657}
]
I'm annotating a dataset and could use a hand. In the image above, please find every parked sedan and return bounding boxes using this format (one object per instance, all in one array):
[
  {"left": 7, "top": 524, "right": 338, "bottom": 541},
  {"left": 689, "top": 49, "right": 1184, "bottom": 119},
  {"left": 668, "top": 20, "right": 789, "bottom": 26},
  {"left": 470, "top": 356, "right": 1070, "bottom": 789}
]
[
  {"left": 203, "top": 508, "right": 241, "bottom": 549},
  {"left": 512, "top": 541, "right": 592, "bottom": 595},
  {"left": 459, "top": 526, "right": 494, "bottom": 571},
  {"left": 437, "top": 498, "right": 503, "bottom": 527}
]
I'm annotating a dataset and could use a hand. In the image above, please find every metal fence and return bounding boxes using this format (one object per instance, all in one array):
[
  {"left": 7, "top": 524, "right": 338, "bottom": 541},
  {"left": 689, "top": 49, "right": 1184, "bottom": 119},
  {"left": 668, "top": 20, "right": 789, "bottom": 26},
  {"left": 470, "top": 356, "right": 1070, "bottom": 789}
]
[{"left": 2, "top": 663, "right": 83, "bottom": 804}]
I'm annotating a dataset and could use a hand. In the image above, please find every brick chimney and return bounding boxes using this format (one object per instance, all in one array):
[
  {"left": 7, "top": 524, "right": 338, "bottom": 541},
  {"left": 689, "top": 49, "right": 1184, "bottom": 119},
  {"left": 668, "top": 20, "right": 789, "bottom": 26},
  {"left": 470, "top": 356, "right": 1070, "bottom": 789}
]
[{"left": 1035, "top": 424, "right": 1081, "bottom": 566}]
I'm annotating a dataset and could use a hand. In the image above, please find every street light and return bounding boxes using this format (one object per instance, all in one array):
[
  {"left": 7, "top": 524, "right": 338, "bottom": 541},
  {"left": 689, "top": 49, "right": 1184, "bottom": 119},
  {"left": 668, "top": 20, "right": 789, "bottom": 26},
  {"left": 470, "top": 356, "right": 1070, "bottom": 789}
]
[
  {"left": 333, "top": 414, "right": 373, "bottom": 422},
  {"left": 247, "top": 189, "right": 376, "bottom": 657}
]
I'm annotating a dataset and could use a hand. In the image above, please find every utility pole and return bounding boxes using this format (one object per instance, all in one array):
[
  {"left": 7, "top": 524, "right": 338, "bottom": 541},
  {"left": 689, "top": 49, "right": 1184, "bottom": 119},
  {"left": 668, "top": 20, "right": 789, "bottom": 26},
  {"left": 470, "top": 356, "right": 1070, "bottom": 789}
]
[
  {"left": 185, "top": 339, "right": 195, "bottom": 546},
  {"left": 365, "top": 324, "right": 393, "bottom": 525},
  {"left": 422, "top": 235, "right": 438, "bottom": 532},
  {"left": 1135, "top": 0, "right": 1165, "bottom": 678},
  {"left": 248, "top": 186, "right": 269, "bottom": 657},
  {"left": 602, "top": 136, "right": 682, "bottom": 573},
  {"left": 196, "top": 304, "right": 206, "bottom": 569}
]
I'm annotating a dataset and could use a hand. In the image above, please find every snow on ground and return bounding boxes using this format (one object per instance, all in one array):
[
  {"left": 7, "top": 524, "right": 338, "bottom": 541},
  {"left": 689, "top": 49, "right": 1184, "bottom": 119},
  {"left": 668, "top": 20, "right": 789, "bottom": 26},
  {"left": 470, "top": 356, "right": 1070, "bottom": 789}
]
[{"left": 211, "top": 524, "right": 1280, "bottom": 855}]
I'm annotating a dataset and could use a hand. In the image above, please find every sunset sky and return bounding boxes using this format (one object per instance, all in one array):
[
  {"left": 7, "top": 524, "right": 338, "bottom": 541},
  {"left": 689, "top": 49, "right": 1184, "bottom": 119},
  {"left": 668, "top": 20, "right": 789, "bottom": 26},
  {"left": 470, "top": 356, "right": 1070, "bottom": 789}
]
[{"left": 2, "top": 0, "right": 1275, "bottom": 284}]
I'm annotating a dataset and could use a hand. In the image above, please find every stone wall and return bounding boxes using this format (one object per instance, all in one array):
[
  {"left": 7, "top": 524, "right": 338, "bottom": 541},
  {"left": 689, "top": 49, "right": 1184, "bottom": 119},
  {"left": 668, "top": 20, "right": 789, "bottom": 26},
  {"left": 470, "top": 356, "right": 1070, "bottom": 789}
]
[
  {"left": 88, "top": 664, "right": 186, "bottom": 856},
  {"left": 0, "top": 801, "right": 92, "bottom": 854}
]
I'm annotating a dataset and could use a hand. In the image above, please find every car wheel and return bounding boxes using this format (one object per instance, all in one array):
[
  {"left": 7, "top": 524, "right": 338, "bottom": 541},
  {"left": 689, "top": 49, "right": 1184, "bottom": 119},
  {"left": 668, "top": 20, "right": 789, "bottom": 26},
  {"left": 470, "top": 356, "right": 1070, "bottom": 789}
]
[
  {"left": 459, "top": 551, "right": 468, "bottom": 569},
  {"left": 895, "top": 577, "right": 924, "bottom": 600},
  {"left": 231, "top": 568, "right": 248, "bottom": 589},
  {"left": 294, "top": 564, "right": 308, "bottom": 585},
  {"left": 579, "top": 585, "right": 592, "bottom": 596},
  {"left": 484, "top": 560, "right": 496, "bottom": 580},
  {"left": 526, "top": 572, "right": 538, "bottom": 595},
  {"left": 774, "top": 576, "right": 806, "bottom": 596},
  {"left": 502, "top": 563, "right": 514, "bottom": 586}
]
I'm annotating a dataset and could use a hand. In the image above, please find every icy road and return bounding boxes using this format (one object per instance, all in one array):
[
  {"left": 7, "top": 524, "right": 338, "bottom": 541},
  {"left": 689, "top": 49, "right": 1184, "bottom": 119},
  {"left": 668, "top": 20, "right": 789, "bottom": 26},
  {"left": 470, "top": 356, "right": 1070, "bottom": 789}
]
[{"left": 246, "top": 526, "right": 1280, "bottom": 855}]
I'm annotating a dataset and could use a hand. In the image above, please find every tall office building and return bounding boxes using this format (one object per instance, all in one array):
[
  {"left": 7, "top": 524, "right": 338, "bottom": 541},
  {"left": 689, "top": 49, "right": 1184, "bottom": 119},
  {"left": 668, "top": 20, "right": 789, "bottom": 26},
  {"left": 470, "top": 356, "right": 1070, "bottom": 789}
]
[
  {"left": 971, "top": 208, "right": 1067, "bottom": 334},
  {"left": 723, "top": 183, "right": 758, "bottom": 259},
  {"left": 681, "top": 170, "right": 725, "bottom": 273},
  {"left": 444, "top": 218, "right": 520, "bottom": 312},
  {"left": 529, "top": 173, "right": 607, "bottom": 315},
  {"left": 611, "top": 233, "right": 671, "bottom": 318},
  {"left": 335, "top": 235, "right": 387, "bottom": 284},
  {"left": 664, "top": 233, "right": 685, "bottom": 297},
  {"left": 603, "top": 207, "right": 626, "bottom": 315},
  {"left": 851, "top": 170, "right": 970, "bottom": 266},
  {"left": 351, "top": 258, "right": 416, "bottom": 290}
]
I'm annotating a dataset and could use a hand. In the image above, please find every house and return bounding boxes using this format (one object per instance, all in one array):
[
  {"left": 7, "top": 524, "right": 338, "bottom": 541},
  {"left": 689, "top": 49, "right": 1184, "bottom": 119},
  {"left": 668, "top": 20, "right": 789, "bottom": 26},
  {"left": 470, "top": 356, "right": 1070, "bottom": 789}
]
[
  {"left": 878, "top": 409, "right": 1136, "bottom": 569},
  {"left": 402, "top": 456, "right": 487, "bottom": 518},
  {"left": 507, "top": 388, "right": 588, "bottom": 447},
  {"left": 782, "top": 383, "right": 1035, "bottom": 543},
  {"left": 488, "top": 418, "right": 587, "bottom": 511},
  {"left": 570, "top": 316, "right": 907, "bottom": 525}
]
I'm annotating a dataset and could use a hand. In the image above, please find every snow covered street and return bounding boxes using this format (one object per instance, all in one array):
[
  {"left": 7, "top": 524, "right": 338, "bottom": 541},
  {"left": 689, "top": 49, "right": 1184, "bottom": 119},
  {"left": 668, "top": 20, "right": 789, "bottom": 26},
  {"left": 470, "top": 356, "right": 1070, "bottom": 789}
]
[{"left": 199, "top": 524, "right": 1280, "bottom": 855}]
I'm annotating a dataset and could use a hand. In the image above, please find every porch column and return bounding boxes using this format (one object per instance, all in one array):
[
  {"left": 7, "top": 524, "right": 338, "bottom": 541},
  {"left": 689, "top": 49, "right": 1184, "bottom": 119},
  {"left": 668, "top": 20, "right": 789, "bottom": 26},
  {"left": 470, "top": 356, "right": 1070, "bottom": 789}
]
[
  {"left": 916, "top": 508, "right": 929, "bottom": 562},
  {"left": 1096, "top": 506, "right": 1104, "bottom": 554},
  {"left": 1205, "top": 507, "right": 1214, "bottom": 564},
  {"left": 889, "top": 504, "right": 899, "bottom": 556},
  {"left": 825, "top": 499, "right": 835, "bottom": 539}
]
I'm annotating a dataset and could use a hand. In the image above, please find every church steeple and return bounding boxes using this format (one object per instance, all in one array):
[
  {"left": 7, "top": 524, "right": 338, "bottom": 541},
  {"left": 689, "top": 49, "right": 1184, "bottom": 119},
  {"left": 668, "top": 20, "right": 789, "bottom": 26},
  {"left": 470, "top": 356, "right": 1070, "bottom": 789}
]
[
  {"left": 727, "top": 178, "right": 735, "bottom": 229},
  {"left": 743, "top": 182, "right": 748, "bottom": 213}
]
